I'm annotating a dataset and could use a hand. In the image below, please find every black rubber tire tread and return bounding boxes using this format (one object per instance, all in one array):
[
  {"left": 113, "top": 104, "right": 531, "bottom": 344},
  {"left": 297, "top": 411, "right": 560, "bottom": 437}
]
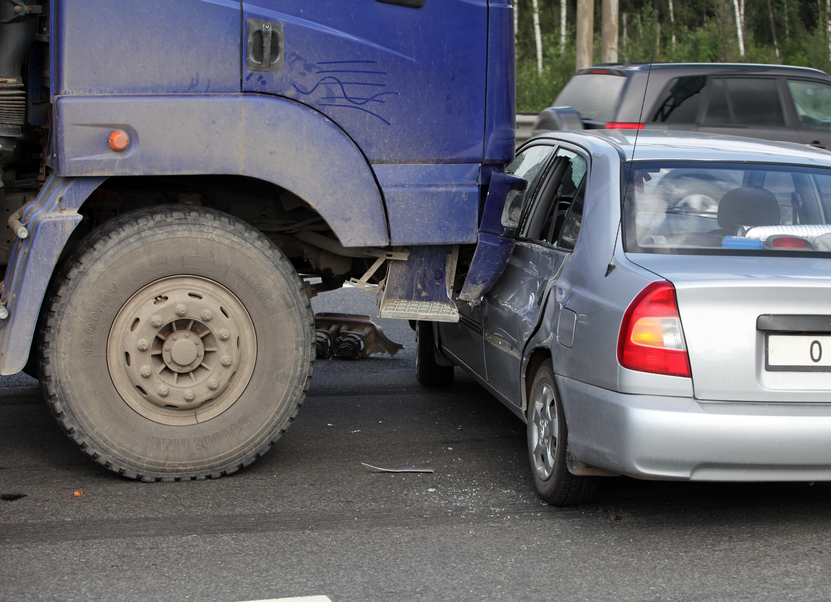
[
  {"left": 415, "top": 321, "right": 454, "bottom": 387},
  {"left": 527, "top": 360, "right": 600, "bottom": 507},
  {"left": 39, "top": 205, "right": 315, "bottom": 482}
]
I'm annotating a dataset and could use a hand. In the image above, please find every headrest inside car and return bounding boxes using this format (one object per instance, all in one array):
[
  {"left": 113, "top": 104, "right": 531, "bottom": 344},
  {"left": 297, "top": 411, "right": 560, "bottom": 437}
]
[{"left": 717, "top": 187, "right": 780, "bottom": 230}]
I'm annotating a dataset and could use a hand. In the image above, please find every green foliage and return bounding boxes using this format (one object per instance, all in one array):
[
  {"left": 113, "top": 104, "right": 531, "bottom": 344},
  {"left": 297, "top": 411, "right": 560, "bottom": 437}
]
[{"left": 514, "top": 0, "right": 831, "bottom": 113}]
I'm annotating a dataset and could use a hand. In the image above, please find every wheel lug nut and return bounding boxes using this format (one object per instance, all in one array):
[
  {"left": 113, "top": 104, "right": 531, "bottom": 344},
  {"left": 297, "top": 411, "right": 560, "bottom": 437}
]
[
  {"left": 140, "top": 365, "right": 152, "bottom": 378},
  {"left": 176, "top": 304, "right": 187, "bottom": 316},
  {"left": 184, "top": 333, "right": 190, "bottom": 339},
  {"left": 157, "top": 385, "right": 169, "bottom": 397},
  {"left": 221, "top": 356, "right": 232, "bottom": 367},
  {"left": 218, "top": 329, "right": 230, "bottom": 341},
  {"left": 201, "top": 310, "right": 212, "bottom": 321},
  {"left": 184, "top": 389, "right": 195, "bottom": 402},
  {"left": 208, "top": 379, "right": 219, "bottom": 390},
  {"left": 137, "top": 339, "right": 149, "bottom": 351},
  {"left": 151, "top": 315, "right": 162, "bottom": 328}
]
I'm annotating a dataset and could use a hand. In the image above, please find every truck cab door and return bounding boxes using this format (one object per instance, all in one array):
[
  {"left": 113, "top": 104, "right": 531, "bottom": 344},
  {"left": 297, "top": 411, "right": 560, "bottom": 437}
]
[{"left": 241, "top": 0, "right": 488, "bottom": 166}]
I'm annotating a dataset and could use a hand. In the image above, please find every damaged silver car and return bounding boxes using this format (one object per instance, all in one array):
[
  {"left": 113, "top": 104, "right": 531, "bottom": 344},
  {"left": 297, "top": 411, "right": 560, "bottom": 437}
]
[{"left": 417, "top": 129, "right": 831, "bottom": 506}]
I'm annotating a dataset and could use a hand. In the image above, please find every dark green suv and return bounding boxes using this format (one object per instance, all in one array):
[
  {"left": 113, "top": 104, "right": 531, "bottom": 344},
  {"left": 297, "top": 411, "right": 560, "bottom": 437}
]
[{"left": 535, "top": 63, "right": 831, "bottom": 150}]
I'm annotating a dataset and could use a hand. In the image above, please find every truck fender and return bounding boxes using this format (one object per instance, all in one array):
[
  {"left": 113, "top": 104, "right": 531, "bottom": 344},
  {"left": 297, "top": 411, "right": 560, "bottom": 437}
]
[
  {"left": 0, "top": 175, "right": 107, "bottom": 375},
  {"left": 50, "top": 94, "right": 388, "bottom": 247}
]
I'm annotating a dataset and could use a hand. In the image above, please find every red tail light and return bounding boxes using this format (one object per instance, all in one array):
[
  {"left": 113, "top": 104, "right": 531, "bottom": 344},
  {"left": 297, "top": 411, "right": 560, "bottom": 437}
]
[
  {"left": 618, "top": 281, "right": 691, "bottom": 378},
  {"left": 770, "top": 236, "right": 809, "bottom": 249},
  {"left": 605, "top": 122, "right": 645, "bottom": 130}
]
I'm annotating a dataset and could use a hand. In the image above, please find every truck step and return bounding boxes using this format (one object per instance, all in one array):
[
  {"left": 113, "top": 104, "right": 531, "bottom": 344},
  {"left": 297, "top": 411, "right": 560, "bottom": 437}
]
[{"left": 379, "top": 299, "right": 459, "bottom": 322}]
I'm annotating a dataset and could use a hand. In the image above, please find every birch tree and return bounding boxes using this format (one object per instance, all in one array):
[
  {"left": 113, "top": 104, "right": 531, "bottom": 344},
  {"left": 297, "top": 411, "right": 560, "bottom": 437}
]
[
  {"left": 669, "top": 0, "right": 676, "bottom": 51},
  {"left": 532, "top": 0, "right": 543, "bottom": 75},
  {"left": 561, "top": 0, "right": 567, "bottom": 53},
  {"left": 768, "top": 0, "right": 780, "bottom": 58},
  {"left": 732, "top": 0, "right": 745, "bottom": 56}
]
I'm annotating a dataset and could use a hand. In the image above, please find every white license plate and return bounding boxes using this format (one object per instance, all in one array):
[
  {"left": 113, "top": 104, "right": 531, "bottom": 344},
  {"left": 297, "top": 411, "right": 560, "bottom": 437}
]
[{"left": 767, "top": 335, "right": 831, "bottom": 371}]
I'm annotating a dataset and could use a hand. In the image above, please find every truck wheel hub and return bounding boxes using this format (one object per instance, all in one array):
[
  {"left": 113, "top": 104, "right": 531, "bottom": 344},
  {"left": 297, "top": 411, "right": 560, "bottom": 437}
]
[{"left": 107, "top": 276, "right": 256, "bottom": 425}]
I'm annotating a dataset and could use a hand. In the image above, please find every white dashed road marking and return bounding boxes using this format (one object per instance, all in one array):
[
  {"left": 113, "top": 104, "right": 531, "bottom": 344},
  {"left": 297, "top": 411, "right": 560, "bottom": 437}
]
[{"left": 239, "top": 597, "right": 332, "bottom": 602}]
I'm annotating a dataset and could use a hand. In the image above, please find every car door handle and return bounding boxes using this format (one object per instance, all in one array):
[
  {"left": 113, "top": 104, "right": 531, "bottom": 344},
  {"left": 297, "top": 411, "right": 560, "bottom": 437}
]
[{"left": 246, "top": 18, "right": 284, "bottom": 72}]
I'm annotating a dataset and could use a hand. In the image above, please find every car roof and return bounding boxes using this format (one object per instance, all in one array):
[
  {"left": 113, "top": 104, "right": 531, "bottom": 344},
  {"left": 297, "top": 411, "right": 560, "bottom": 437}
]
[
  {"left": 578, "top": 62, "right": 831, "bottom": 80},
  {"left": 528, "top": 129, "right": 831, "bottom": 166}
]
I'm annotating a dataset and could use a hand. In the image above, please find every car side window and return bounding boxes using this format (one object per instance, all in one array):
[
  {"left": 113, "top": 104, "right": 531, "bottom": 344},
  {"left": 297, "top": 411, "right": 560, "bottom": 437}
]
[
  {"left": 504, "top": 144, "right": 558, "bottom": 225},
  {"left": 650, "top": 76, "right": 706, "bottom": 124},
  {"left": 704, "top": 78, "right": 786, "bottom": 127},
  {"left": 521, "top": 148, "right": 588, "bottom": 248},
  {"left": 788, "top": 80, "right": 831, "bottom": 130}
]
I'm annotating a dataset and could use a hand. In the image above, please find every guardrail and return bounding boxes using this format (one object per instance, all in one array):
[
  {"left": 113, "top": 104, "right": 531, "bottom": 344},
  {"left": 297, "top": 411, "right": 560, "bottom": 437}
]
[{"left": 516, "top": 113, "right": 537, "bottom": 146}]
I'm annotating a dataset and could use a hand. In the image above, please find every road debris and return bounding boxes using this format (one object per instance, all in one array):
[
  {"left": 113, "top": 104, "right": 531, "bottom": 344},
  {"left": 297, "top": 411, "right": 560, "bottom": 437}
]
[
  {"left": 73, "top": 490, "right": 83, "bottom": 497},
  {"left": 315, "top": 313, "right": 404, "bottom": 360},
  {"left": 361, "top": 463, "right": 434, "bottom": 474}
]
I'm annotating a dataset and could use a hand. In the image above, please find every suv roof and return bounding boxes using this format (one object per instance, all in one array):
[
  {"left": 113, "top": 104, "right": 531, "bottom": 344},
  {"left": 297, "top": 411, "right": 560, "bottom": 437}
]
[{"left": 544, "top": 62, "right": 831, "bottom": 150}]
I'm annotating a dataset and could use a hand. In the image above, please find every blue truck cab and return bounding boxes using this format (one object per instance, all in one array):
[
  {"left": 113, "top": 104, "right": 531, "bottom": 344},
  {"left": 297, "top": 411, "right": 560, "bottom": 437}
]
[{"left": 0, "top": 0, "right": 517, "bottom": 480}]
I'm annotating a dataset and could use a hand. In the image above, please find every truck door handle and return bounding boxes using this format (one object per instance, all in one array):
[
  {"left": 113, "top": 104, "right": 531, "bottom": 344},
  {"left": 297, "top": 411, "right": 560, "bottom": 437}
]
[{"left": 246, "top": 18, "right": 284, "bottom": 72}]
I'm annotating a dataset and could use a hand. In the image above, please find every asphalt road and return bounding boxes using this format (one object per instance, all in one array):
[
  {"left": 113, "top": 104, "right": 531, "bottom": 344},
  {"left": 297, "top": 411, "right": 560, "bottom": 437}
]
[{"left": 3, "top": 287, "right": 831, "bottom": 601}]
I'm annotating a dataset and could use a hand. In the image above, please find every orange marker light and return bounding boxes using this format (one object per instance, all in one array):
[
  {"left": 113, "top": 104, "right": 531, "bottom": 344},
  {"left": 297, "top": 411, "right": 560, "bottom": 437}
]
[{"left": 108, "top": 130, "right": 129, "bottom": 152}]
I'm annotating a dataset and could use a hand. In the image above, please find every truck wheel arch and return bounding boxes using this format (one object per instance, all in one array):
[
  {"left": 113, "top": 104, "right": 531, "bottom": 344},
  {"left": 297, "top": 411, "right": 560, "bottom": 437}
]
[{"left": 51, "top": 93, "right": 389, "bottom": 248}]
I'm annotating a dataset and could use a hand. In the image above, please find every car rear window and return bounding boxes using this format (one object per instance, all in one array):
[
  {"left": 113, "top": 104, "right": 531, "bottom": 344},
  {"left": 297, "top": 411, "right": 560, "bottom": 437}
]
[
  {"left": 623, "top": 161, "right": 831, "bottom": 255},
  {"left": 553, "top": 74, "right": 627, "bottom": 122}
]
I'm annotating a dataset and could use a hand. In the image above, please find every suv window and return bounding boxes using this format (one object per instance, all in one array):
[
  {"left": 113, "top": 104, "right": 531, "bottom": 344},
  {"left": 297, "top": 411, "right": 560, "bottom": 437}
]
[
  {"left": 703, "top": 78, "right": 785, "bottom": 127},
  {"left": 650, "top": 76, "right": 706, "bottom": 124},
  {"left": 788, "top": 79, "right": 831, "bottom": 130},
  {"left": 554, "top": 73, "right": 627, "bottom": 122}
]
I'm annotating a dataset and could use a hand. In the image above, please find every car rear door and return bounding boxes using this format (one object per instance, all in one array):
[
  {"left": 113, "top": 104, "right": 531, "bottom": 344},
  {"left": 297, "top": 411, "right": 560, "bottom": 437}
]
[
  {"left": 483, "top": 146, "right": 589, "bottom": 405},
  {"left": 438, "top": 142, "right": 558, "bottom": 377}
]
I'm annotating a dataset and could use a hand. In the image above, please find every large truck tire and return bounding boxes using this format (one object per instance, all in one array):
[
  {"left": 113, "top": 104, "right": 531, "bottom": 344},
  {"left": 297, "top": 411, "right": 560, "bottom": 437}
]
[{"left": 39, "top": 206, "right": 315, "bottom": 481}]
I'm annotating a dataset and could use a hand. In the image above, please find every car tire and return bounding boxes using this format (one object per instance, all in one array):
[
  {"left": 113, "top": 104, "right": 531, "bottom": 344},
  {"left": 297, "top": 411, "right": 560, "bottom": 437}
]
[
  {"left": 39, "top": 205, "right": 315, "bottom": 481},
  {"left": 415, "top": 321, "right": 454, "bottom": 387},
  {"left": 527, "top": 359, "right": 599, "bottom": 506}
]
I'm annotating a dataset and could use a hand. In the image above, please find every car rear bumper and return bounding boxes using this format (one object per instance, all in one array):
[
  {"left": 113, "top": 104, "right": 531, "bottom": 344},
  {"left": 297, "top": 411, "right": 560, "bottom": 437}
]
[{"left": 557, "top": 375, "right": 831, "bottom": 481}]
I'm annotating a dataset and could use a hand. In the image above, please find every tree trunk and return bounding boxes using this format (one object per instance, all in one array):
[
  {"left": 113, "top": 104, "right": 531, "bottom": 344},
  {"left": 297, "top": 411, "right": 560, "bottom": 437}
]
[
  {"left": 656, "top": 21, "right": 661, "bottom": 59},
  {"left": 732, "top": 0, "right": 745, "bottom": 56},
  {"left": 532, "top": 0, "right": 543, "bottom": 75},
  {"left": 767, "top": 0, "right": 780, "bottom": 58},
  {"left": 669, "top": 0, "right": 676, "bottom": 52},
  {"left": 576, "top": 0, "right": 594, "bottom": 71},
  {"left": 561, "top": 0, "right": 567, "bottom": 54},
  {"left": 601, "top": 0, "right": 619, "bottom": 63},
  {"left": 622, "top": 12, "right": 628, "bottom": 61},
  {"left": 827, "top": 0, "right": 831, "bottom": 63},
  {"left": 514, "top": 0, "right": 518, "bottom": 52}
]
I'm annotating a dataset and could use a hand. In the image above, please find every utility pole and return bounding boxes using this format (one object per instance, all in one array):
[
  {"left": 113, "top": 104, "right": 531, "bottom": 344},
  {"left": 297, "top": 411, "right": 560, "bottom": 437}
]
[
  {"left": 576, "top": 0, "right": 594, "bottom": 71},
  {"left": 601, "top": 0, "right": 619, "bottom": 63}
]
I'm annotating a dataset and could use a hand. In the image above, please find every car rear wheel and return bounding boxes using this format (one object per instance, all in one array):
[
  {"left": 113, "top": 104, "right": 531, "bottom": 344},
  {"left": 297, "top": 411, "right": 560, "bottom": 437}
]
[{"left": 527, "top": 360, "right": 599, "bottom": 506}]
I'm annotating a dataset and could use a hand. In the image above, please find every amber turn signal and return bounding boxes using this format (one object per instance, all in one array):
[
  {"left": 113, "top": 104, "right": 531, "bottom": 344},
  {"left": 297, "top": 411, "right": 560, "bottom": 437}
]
[{"left": 108, "top": 130, "right": 129, "bottom": 152}]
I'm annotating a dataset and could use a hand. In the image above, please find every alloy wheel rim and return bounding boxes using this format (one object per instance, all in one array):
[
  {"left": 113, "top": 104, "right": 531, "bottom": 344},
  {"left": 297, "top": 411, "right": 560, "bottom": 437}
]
[{"left": 530, "top": 382, "right": 558, "bottom": 480}]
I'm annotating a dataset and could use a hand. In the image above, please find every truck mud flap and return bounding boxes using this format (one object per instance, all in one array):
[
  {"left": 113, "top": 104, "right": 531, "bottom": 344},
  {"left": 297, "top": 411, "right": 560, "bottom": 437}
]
[{"left": 0, "top": 175, "right": 106, "bottom": 375}]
